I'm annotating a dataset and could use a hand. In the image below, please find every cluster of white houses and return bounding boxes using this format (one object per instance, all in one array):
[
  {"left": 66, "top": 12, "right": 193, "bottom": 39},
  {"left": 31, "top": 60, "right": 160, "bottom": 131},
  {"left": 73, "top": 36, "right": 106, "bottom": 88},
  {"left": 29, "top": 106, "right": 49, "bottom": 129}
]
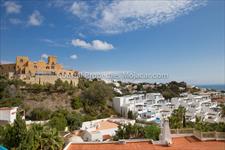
[
  {"left": 72, "top": 92, "right": 224, "bottom": 142},
  {"left": 63, "top": 118, "right": 136, "bottom": 143},
  {"left": 113, "top": 93, "right": 224, "bottom": 123},
  {"left": 1, "top": 92, "right": 224, "bottom": 144}
]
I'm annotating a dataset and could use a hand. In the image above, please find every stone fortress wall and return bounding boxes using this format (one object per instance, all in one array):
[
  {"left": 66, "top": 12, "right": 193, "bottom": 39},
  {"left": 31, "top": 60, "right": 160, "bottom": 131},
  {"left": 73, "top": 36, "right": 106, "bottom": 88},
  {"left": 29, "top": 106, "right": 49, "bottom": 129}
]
[{"left": 0, "top": 55, "right": 79, "bottom": 86}]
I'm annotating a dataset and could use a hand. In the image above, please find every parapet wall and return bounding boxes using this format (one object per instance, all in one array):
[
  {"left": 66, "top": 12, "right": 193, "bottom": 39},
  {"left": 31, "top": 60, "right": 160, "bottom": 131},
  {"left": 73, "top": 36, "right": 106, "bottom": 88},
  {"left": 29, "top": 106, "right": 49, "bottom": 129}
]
[{"left": 21, "top": 75, "right": 79, "bottom": 86}]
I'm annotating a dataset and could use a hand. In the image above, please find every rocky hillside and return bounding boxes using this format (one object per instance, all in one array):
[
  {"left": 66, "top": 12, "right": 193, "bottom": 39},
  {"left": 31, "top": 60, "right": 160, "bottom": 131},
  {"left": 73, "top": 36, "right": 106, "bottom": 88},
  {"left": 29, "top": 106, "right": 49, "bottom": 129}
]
[{"left": 0, "top": 76, "right": 116, "bottom": 119}]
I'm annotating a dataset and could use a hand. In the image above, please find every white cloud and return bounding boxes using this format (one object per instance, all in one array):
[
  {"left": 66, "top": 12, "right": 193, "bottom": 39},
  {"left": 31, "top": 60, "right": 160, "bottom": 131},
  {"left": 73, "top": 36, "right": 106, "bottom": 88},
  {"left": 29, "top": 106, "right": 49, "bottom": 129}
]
[
  {"left": 0, "top": 60, "right": 14, "bottom": 64},
  {"left": 4, "top": 1, "right": 21, "bottom": 14},
  {"left": 41, "top": 54, "right": 48, "bottom": 59},
  {"left": 71, "top": 39, "right": 113, "bottom": 51},
  {"left": 70, "top": 54, "right": 78, "bottom": 60},
  {"left": 55, "top": 0, "right": 206, "bottom": 34},
  {"left": 41, "top": 38, "right": 67, "bottom": 47},
  {"left": 42, "top": 39, "right": 54, "bottom": 44},
  {"left": 71, "top": 39, "right": 91, "bottom": 49},
  {"left": 28, "top": 10, "right": 43, "bottom": 26},
  {"left": 92, "top": 40, "right": 114, "bottom": 51},
  {"left": 78, "top": 33, "right": 85, "bottom": 38},
  {"left": 70, "top": 1, "right": 89, "bottom": 18},
  {"left": 9, "top": 18, "right": 22, "bottom": 25}
]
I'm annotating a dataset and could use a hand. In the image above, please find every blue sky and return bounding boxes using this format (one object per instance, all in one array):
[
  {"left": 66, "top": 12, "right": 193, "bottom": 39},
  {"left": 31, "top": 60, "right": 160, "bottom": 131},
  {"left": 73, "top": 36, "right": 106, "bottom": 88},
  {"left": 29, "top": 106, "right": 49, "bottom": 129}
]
[{"left": 0, "top": 0, "right": 224, "bottom": 84}]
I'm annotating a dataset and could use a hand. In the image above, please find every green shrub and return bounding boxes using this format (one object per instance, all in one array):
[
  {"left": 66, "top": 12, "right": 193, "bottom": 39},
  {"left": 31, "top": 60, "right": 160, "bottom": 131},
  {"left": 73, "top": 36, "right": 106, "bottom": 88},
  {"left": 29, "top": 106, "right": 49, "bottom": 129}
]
[
  {"left": 48, "top": 114, "right": 67, "bottom": 131},
  {"left": 71, "top": 97, "right": 82, "bottom": 109},
  {"left": 113, "top": 123, "right": 145, "bottom": 140},
  {"left": 30, "top": 108, "right": 52, "bottom": 120},
  {"left": 144, "top": 125, "right": 160, "bottom": 140},
  {"left": 66, "top": 112, "right": 82, "bottom": 131},
  {"left": 82, "top": 81, "right": 113, "bottom": 107},
  {"left": 0, "top": 98, "right": 22, "bottom": 107}
]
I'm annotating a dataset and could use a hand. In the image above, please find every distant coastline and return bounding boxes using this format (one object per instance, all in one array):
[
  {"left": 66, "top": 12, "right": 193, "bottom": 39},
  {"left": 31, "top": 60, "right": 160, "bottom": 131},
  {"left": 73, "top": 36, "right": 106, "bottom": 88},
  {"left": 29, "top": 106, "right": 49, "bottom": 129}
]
[{"left": 197, "top": 84, "right": 225, "bottom": 91}]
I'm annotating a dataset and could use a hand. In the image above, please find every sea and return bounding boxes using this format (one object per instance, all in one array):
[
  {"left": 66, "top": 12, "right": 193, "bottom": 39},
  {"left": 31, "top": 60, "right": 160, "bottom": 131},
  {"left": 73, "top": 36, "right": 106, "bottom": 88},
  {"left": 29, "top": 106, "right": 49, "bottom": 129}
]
[{"left": 197, "top": 84, "right": 225, "bottom": 91}]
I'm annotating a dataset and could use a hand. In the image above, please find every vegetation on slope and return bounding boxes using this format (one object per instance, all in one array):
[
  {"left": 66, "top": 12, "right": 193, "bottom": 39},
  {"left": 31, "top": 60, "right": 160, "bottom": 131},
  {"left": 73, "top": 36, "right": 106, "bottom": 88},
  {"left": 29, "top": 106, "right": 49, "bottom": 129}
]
[
  {"left": 0, "top": 114, "right": 63, "bottom": 150},
  {"left": 113, "top": 123, "right": 160, "bottom": 141},
  {"left": 169, "top": 107, "right": 225, "bottom": 132},
  {"left": 0, "top": 75, "right": 116, "bottom": 120}
]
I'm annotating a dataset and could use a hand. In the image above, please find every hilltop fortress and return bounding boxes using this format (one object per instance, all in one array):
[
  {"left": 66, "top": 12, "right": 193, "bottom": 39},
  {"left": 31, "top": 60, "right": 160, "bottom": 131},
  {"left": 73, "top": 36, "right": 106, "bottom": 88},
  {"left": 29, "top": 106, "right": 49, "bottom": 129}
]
[{"left": 0, "top": 56, "right": 79, "bottom": 86}]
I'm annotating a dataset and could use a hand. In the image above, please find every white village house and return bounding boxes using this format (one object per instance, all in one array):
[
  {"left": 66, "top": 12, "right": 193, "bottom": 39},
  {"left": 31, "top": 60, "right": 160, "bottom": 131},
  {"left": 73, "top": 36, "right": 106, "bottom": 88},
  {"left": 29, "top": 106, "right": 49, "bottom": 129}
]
[
  {"left": 80, "top": 118, "right": 135, "bottom": 142},
  {"left": 113, "top": 93, "right": 224, "bottom": 123},
  {"left": 0, "top": 107, "right": 23, "bottom": 124}
]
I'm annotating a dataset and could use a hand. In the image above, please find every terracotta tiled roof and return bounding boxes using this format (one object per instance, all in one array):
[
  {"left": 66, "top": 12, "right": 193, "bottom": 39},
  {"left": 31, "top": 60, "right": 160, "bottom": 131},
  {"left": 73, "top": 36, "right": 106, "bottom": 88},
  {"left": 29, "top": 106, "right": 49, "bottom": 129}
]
[
  {"left": 95, "top": 121, "right": 118, "bottom": 131},
  {"left": 66, "top": 137, "right": 225, "bottom": 150}
]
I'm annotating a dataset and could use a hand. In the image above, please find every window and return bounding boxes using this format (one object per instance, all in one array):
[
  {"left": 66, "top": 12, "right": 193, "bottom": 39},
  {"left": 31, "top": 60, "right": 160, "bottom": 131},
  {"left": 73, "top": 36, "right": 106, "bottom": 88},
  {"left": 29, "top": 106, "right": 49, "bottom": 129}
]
[
  {"left": 51, "top": 66, "right": 55, "bottom": 69},
  {"left": 22, "top": 69, "right": 25, "bottom": 74},
  {"left": 20, "top": 59, "right": 23, "bottom": 63},
  {"left": 46, "top": 66, "right": 50, "bottom": 69},
  {"left": 34, "top": 65, "right": 37, "bottom": 69}
]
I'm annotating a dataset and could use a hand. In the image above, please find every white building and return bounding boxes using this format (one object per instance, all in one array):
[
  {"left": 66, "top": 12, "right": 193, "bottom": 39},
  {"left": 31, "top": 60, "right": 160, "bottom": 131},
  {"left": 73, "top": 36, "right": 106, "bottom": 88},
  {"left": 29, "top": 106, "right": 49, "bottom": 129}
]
[
  {"left": 0, "top": 107, "right": 18, "bottom": 124},
  {"left": 113, "top": 93, "right": 167, "bottom": 122},
  {"left": 113, "top": 93, "right": 224, "bottom": 123},
  {"left": 80, "top": 118, "right": 135, "bottom": 142}
]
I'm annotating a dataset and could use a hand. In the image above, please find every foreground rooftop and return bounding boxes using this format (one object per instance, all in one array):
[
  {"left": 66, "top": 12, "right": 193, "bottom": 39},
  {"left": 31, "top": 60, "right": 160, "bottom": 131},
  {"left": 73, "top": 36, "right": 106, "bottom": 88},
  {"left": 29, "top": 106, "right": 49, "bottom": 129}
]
[{"left": 65, "top": 137, "right": 225, "bottom": 150}]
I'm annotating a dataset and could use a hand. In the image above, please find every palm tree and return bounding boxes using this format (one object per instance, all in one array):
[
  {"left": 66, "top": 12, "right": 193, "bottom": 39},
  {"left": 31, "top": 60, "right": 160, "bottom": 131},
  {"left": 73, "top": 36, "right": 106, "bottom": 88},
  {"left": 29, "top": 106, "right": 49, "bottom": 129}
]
[
  {"left": 18, "top": 124, "right": 63, "bottom": 150},
  {"left": 219, "top": 104, "right": 225, "bottom": 118},
  {"left": 39, "top": 127, "right": 63, "bottom": 150},
  {"left": 169, "top": 106, "right": 186, "bottom": 129},
  {"left": 114, "top": 125, "right": 126, "bottom": 140}
]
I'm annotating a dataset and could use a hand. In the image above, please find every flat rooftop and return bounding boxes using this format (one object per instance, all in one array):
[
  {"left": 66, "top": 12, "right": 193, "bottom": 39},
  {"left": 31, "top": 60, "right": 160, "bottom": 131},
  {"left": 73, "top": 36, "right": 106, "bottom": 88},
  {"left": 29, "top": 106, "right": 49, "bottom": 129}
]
[
  {"left": 66, "top": 137, "right": 225, "bottom": 150},
  {"left": 96, "top": 121, "right": 118, "bottom": 131}
]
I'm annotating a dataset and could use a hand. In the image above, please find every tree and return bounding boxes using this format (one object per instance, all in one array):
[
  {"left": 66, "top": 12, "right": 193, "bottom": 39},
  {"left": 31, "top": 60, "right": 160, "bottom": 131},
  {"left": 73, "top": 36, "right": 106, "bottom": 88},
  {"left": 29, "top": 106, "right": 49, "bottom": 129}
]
[
  {"left": 78, "top": 77, "right": 91, "bottom": 90},
  {"left": 38, "top": 127, "right": 63, "bottom": 150},
  {"left": 113, "top": 125, "right": 126, "bottom": 140},
  {"left": 0, "top": 125, "right": 4, "bottom": 143},
  {"left": 18, "top": 124, "right": 63, "bottom": 150},
  {"left": 0, "top": 98, "right": 22, "bottom": 107},
  {"left": 219, "top": 104, "right": 225, "bottom": 118},
  {"left": 3, "top": 114, "right": 27, "bottom": 149},
  {"left": 169, "top": 106, "right": 186, "bottom": 129},
  {"left": 18, "top": 124, "right": 43, "bottom": 150},
  {"left": 30, "top": 107, "right": 52, "bottom": 120},
  {"left": 136, "top": 84, "right": 143, "bottom": 91},
  {"left": 113, "top": 124, "right": 145, "bottom": 140},
  {"left": 144, "top": 125, "right": 160, "bottom": 140},
  {"left": 66, "top": 112, "right": 82, "bottom": 131},
  {"left": 82, "top": 81, "right": 113, "bottom": 107},
  {"left": 127, "top": 110, "right": 133, "bottom": 119},
  {"left": 71, "top": 97, "right": 82, "bottom": 109},
  {"left": 48, "top": 113, "right": 67, "bottom": 131},
  {"left": 54, "top": 79, "right": 65, "bottom": 92},
  {"left": 30, "top": 84, "right": 45, "bottom": 93}
]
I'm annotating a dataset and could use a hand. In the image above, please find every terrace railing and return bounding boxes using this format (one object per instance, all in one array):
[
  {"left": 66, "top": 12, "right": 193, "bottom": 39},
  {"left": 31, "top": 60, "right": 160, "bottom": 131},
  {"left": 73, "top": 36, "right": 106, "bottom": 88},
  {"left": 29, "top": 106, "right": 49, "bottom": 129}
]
[
  {"left": 171, "top": 128, "right": 225, "bottom": 141},
  {"left": 171, "top": 128, "right": 194, "bottom": 135}
]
